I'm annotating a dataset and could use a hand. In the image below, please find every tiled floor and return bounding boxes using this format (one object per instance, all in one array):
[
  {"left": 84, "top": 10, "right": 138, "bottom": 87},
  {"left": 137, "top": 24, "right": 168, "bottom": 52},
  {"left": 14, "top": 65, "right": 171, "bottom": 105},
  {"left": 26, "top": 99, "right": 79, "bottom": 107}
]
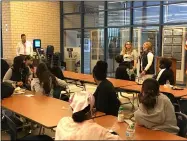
[{"left": 1, "top": 83, "right": 138, "bottom": 140}]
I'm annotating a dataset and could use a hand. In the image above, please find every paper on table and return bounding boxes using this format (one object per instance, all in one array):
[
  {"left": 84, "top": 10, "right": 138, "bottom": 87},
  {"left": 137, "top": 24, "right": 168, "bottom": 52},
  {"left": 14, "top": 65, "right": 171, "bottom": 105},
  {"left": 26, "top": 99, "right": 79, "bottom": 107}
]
[{"left": 25, "top": 94, "right": 34, "bottom": 97}]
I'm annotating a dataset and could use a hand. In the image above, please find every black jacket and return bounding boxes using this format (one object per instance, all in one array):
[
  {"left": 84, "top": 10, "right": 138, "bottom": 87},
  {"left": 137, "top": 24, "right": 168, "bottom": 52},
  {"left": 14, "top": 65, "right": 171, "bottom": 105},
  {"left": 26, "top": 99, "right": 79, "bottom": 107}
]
[
  {"left": 94, "top": 79, "right": 120, "bottom": 116},
  {"left": 154, "top": 69, "right": 174, "bottom": 85}
]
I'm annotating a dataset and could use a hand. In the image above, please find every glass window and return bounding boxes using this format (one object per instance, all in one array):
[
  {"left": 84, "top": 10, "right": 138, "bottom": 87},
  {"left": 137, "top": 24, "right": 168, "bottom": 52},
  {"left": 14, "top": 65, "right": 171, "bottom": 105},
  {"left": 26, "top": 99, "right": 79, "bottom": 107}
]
[
  {"left": 107, "top": 28, "right": 130, "bottom": 77},
  {"left": 133, "top": 1, "right": 143, "bottom": 7},
  {"left": 147, "top": 1, "right": 160, "bottom": 5},
  {"left": 145, "top": 6, "right": 160, "bottom": 24},
  {"left": 133, "top": 8, "right": 143, "bottom": 25},
  {"left": 108, "top": 10, "right": 130, "bottom": 26},
  {"left": 133, "top": 27, "right": 159, "bottom": 55},
  {"left": 108, "top": 1, "right": 130, "bottom": 9},
  {"left": 164, "top": 3, "right": 187, "bottom": 23},
  {"left": 84, "top": 29, "right": 104, "bottom": 74},
  {"left": 84, "top": 1, "right": 104, "bottom": 11},
  {"left": 63, "top": 1, "right": 81, "bottom": 13},
  {"left": 64, "top": 29, "right": 81, "bottom": 72},
  {"left": 84, "top": 12, "right": 104, "bottom": 27},
  {"left": 164, "top": 1, "right": 186, "bottom": 4},
  {"left": 64, "top": 14, "right": 81, "bottom": 28}
]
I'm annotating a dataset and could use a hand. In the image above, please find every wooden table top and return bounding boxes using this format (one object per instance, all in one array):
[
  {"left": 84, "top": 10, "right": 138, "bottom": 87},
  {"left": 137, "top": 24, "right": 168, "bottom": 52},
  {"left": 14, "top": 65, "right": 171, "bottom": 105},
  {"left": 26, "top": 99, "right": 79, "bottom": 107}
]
[
  {"left": 94, "top": 115, "right": 185, "bottom": 140},
  {"left": 121, "top": 84, "right": 187, "bottom": 98},
  {"left": 63, "top": 71, "right": 92, "bottom": 81},
  {"left": 63, "top": 71, "right": 137, "bottom": 88},
  {"left": 2, "top": 94, "right": 72, "bottom": 128}
]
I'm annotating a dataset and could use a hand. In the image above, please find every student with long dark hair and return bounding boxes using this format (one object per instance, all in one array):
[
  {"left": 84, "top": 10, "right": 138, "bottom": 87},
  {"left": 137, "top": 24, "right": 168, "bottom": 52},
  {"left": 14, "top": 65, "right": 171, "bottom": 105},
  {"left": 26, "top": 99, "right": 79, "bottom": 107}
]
[
  {"left": 55, "top": 91, "right": 121, "bottom": 140},
  {"left": 93, "top": 61, "right": 120, "bottom": 116},
  {"left": 134, "top": 78, "right": 179, "bottom": 134},
  {"left": 3, "top": 56, "right": 29, "bottom": 87},
  {"left": 31, "top": 63, "right": 67, "bottom": 96}
]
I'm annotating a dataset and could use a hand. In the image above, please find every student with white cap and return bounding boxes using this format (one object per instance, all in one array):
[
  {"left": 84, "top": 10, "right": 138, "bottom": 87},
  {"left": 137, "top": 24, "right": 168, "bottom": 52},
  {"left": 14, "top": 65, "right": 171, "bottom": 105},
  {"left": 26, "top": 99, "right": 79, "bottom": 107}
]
[{"left": 55, "top": 91, "right": 121, "bottom": 140}]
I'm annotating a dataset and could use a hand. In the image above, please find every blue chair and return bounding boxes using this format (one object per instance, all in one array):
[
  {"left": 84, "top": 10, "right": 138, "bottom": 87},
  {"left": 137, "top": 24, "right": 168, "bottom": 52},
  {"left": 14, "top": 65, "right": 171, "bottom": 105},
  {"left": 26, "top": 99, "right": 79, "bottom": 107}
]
[{"left": 175, "top": 112, "right": 187, "bottom": 137}]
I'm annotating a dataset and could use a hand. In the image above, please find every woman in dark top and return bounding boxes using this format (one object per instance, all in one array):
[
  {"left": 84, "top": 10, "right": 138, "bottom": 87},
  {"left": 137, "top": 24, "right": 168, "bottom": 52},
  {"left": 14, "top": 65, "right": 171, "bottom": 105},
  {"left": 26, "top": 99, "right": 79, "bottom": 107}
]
[
  {"left": 3, "top": 56, "right": 29, "bottom": 88},
  {"left": 93, "top": 61, "right": 120, "bottom": 116},
  {"left": 153, "top": 58, "right": 174, "bottom": 85}
]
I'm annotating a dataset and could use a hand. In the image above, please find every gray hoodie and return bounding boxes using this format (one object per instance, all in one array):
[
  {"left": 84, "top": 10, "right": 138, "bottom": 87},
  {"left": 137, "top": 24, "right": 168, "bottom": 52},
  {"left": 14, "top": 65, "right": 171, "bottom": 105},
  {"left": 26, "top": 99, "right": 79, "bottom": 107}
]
[{"left": 134, "top": 93, "right": 179, "bottom": 134}]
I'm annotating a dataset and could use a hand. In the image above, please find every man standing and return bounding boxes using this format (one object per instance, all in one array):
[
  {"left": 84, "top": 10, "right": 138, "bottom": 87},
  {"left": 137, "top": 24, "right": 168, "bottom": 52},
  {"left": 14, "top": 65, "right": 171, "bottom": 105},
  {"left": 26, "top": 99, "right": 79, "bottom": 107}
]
[{"left": 16, "top": 34, "right": 33, "bottom": 56}]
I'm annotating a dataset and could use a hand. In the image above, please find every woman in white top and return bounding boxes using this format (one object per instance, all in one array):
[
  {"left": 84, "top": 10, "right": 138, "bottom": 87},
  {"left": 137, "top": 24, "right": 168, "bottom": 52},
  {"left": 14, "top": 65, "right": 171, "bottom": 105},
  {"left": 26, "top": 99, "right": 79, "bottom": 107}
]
[
  {"left": 134, "top": 78, "right": 179, "bottom": 134},
  {"left": 31, "top": 63, "right": 67, "bottom": 96},
  {"left": 55, "top": 91, "right": 121, "bottom": 140},
  {"left": 120, "top": 41, "right": 138, "bottom": 70},
  {"left": 140, "top": 41, "right": 155, "bottom": 79}
]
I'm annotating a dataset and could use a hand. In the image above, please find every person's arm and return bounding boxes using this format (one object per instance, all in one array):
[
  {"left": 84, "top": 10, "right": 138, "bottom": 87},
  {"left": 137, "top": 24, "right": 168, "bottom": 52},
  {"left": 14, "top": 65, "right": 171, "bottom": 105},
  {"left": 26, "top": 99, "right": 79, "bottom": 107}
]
[
  {"left": 133, "top": 50, "right": 138, "bottom": 70},
  {"left": 31, "top": 78, "right": 43, "bottom": 92},
  {"left": 56, "top": 77, "right": 67, "bottom": 88},
  {"left": 16, "top": 43, "right": 20, "bottom": 56},
  {"left": 141, "top": 52, "right": 154, "bottom": 75},
  {"left": 30, "top": 42, "right": 33, "bottom": 56},
  {"left": 3, "top": 68, "right": 14, "bottom": 84}
]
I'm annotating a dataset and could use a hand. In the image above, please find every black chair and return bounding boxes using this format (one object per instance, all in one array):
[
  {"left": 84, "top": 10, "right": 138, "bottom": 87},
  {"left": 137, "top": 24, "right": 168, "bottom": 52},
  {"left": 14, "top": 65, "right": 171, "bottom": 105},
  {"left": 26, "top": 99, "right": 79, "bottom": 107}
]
[
  {"left": 179, "top": 99, "right": 187, "bottom": 115},
  {"left": 163, "top": 92, "right": 181, "bottom": 112},
  {"left": 2, "top": 110, "right": 53, "bottom": 140},
  {"left": 175, "top": 112, "right": 187, "bottom": 137}
]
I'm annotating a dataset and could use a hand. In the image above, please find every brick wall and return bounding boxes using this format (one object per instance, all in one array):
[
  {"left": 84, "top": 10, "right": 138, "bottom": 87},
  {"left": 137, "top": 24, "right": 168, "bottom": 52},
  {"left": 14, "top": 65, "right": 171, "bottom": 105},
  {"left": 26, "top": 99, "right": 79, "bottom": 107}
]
[{"left": 2, "top": 1, "right": 60, "bottom": 60}]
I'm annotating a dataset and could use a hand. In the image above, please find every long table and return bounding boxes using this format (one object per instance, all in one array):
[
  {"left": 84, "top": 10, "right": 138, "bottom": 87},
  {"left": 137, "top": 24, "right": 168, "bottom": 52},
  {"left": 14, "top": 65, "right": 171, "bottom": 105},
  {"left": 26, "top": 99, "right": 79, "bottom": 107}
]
[
  {"left": 63, "top": 71, "right": 187, "bottom": 98},
  {"left": 2, "top": 92, "right": 105, "bottom": 129},
  {"left": 63, "top": 71, "right": 137, "bottom": 88},
  {"left": 94, "top": 115, "right": 186, "bottom": 140},
  {"left": 120, "top": 84, "right": 187, "bottom": 98}
]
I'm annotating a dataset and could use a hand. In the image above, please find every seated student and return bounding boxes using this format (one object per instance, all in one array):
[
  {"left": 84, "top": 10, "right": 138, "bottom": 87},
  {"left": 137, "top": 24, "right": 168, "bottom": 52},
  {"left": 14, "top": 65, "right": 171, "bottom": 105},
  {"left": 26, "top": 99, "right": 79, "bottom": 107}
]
[
  {"left": 31, "top": 63, "right": 67, "bottom": 96},
  {"left": 134, "top": 78, "right": 179, "bottom": 134},
  {"left": 3, "top": 56, "right": 29, "bottom": 88},
  {"left": 55, "top": 91, "right": 121, "bottom": 140},
  {"left": 153, "top": 58, "right": 174, "bottom": 85},
  {"left": 115, "top": 55, "right": 130, "bottom": 80},
  {"left": 93, "top": 61, "right": 120, "bottom": 116},
  {"left": 1, "top": 59, "right": 9, "bottom": 82}
]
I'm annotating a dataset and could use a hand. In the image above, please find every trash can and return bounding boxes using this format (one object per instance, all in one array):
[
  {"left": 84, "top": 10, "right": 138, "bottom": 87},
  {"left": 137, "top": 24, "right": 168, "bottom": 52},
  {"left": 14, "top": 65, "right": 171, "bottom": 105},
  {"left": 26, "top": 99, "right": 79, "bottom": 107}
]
[{"left": 65, "top": 58, "right": 76, "bottom": 72}]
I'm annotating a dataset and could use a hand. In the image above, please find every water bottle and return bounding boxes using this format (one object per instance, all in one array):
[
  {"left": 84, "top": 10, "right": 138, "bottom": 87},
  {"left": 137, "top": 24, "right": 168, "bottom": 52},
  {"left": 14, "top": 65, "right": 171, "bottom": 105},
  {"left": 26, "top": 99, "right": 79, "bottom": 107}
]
[
  {"left": 126, "top": 122, "right": 135, "bottom": 140},
  {"left": 166, "top": 80, "right": 170, "bottom": 88},
  {"left": 118, "top": 106, "right": 124, "bottom": 122}
]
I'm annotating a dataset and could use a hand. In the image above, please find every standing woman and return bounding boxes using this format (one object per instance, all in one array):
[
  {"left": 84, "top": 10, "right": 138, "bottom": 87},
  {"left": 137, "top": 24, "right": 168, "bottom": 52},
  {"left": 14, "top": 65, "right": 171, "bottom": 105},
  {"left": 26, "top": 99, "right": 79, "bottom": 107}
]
[
  {"left": 120, "top": 41, "right": 138, "bottom": 70},
  {"left": 140, "top": 41, "right": 155, "bottom": 79}
]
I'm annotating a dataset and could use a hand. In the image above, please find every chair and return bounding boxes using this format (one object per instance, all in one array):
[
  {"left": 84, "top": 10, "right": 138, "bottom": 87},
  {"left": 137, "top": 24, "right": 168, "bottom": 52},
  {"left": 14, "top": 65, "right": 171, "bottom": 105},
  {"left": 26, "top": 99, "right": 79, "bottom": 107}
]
[
  {"left": 163, "top": 92, "right": 181, "bottom": 112},
  {"left": 2, "top": 110, "right": 17, "bottom": 140},
  {"left": 179, "top": 99, "right": 187, "bottom": 115},
  {"left": 175, "top": 112, "right": 187, "bottom": 137},
  {"left": 2, "top": 110, "right": 53, "bottom": 140}
]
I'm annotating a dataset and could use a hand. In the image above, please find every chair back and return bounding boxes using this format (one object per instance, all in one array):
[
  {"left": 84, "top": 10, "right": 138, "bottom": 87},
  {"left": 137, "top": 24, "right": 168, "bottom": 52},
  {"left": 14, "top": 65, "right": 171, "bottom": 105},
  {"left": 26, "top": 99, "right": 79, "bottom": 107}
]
[
  {"left": 175, "top": 112, "right": 187, "bottom": 137},
  {"left": 2, "top": 110, "right": 17, "bottom": 140}
]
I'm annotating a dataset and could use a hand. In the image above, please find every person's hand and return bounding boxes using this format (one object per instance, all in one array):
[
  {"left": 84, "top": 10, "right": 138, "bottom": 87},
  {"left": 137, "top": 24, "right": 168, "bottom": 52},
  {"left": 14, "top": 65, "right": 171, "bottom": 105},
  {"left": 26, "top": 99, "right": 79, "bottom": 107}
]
[
  {"left": 141, "top": 70, "right": 146, "bottom": 76},
  {"left": 17, "top": 81, "right": 23, "bottom": 86}
]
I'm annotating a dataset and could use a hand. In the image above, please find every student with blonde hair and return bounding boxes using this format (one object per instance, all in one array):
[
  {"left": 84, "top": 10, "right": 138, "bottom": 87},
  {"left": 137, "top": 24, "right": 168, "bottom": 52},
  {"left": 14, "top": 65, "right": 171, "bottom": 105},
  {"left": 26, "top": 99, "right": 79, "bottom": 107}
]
[
  {"left": 120, "top": 41, "right": 137, "bottom": 70},
  {"left": 140, "top": 41, "right": 155, "bottom": 79}
]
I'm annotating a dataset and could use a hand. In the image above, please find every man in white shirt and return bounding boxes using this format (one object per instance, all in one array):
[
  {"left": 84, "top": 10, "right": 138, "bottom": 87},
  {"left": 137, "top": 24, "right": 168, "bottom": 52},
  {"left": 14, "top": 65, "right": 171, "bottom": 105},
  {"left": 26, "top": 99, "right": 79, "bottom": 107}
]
[{"left": 16, "top": 34, "right": 33, "bottom": 56}]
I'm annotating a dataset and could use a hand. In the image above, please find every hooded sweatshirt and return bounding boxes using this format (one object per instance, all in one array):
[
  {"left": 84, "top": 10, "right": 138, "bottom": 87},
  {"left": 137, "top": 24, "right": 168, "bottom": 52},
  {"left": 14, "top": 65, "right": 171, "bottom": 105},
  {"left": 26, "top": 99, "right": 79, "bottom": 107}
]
[
  {"left": 134, "top": 93, "right": 179, "bottom": 134},
  {"left": 55, "top": 117, "right": 121, "bottom": 140}
]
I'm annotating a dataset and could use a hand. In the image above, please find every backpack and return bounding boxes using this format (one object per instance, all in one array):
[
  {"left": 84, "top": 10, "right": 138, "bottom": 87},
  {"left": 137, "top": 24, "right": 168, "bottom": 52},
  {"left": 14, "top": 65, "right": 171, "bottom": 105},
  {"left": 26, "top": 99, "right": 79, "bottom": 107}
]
[{"left": 1, "top": 82, "right": 15, "bottom": 99}]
